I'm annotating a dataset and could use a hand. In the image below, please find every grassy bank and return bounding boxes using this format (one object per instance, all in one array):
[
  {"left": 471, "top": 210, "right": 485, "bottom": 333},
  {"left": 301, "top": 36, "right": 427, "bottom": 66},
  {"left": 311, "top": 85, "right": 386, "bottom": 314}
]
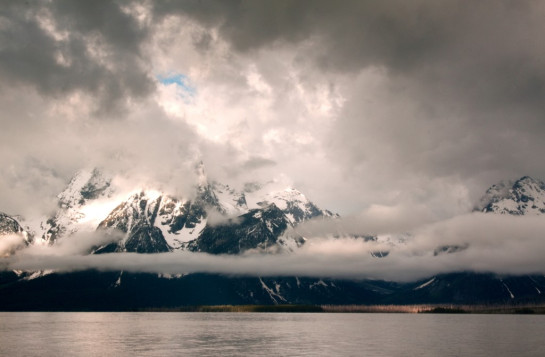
[{"left": 323, "top": 304, "right": 545, "bottom": 314}]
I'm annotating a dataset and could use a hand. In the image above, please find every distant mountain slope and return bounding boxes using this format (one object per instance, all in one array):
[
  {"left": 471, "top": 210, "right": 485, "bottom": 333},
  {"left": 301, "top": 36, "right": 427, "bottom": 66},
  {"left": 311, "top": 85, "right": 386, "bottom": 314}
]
[
  {"left": 1, "top": 271, "right": 544, "bottom": 310},
  {"left": 0, "top": 271, "right": 402, "bottom": 310},
  {"left": 184, "top": 203, "right": 302, "bottom": 254},
  {"left": 385, "top": 273, "right": 545, "bottom": 305}
]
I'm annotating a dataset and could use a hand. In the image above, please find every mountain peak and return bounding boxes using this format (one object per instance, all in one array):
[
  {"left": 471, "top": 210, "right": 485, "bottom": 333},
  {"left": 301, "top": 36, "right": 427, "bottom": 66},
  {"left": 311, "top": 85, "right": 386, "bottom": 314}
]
[
  {"left": 476, "top": 176, "right": 545, "bottom": 215},
  {"left": 58, "top": 168, "right": 112, "bottom": 209},
  {"left": 513, "top": 175, "right": 544, "bottom": 189},
  {"left": 37, "top": 168, "right": 114, "bottom": 244}
]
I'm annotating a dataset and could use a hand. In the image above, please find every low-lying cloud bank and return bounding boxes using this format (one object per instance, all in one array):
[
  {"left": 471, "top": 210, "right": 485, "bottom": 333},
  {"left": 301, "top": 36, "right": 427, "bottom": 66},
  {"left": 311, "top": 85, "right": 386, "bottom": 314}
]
[{"left": 2, "top": 213, "right": 545, "bottom": 282}]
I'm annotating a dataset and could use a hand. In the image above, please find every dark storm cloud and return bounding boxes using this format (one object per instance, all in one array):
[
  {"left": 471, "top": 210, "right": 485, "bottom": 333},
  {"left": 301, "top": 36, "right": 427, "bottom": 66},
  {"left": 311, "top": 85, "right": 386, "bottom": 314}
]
[
  {"left": 2, "top": 0, "right": 545, "bottom": 219},
  {"left": 152, "top": 0, "right": 545, "bottom": 201},
  {"left": 153, "top": 0, "right": 446, "bottom": 68},
  {"left": 0, "top": 0, "right": 153, "bottom": 114}
]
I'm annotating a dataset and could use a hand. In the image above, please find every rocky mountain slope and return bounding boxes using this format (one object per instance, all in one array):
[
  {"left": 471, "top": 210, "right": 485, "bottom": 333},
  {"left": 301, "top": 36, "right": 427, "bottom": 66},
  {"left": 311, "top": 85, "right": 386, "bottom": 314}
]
[
  {"left": 93, "top": 191, "right": 172, "bottom": 254},
  {"left": 184, "top": 203, "right": 303, "bottom": 254}
]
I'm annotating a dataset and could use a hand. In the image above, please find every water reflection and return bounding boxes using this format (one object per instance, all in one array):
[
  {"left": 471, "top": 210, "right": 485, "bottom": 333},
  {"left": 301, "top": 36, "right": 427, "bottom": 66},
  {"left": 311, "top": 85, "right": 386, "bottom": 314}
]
[{"left": 0, "top": 312, "right": 544, "bottom": 356}]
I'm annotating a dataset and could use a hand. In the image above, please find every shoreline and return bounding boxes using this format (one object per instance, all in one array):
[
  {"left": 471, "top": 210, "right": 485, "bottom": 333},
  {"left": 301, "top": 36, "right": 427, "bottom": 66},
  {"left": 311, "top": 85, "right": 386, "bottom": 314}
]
[{"left": 2, "top": 304, "right": 545, "bottom": 314}]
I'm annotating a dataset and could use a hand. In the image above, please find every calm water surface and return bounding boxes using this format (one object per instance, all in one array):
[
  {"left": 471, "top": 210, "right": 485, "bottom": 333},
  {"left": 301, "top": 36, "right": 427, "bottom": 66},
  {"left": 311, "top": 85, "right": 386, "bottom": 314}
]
[{"left": 1, "top": 312, "right": 544, "bottom": 356}]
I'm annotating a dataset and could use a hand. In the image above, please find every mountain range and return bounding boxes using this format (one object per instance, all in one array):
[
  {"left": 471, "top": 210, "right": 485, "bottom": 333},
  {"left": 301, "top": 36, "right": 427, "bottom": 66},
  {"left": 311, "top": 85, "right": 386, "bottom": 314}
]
[
  {"left": 1, "top": 168, "right": 545, "bottom": 310},
  {"left": 19, "top": 163, "right": 333, "bottom": 255}
]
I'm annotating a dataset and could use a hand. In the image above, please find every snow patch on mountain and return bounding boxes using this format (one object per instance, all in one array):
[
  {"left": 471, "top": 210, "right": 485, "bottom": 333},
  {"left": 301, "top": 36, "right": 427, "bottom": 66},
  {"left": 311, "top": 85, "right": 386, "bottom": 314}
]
[
  {"left": 211, "top": 182, "right": 248, "bottom": 216},
  {"left": 238, "top": 182, "right": 335, "bottom": 224},
  {"left": 35, "top": 169, "right": 115, "bottom": 244}
]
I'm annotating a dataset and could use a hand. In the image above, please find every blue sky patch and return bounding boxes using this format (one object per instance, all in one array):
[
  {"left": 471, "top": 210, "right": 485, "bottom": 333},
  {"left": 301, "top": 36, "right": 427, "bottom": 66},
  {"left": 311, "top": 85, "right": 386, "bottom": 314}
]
[{"left": 157, "top": 73, "right": 196, "bottom": 97}]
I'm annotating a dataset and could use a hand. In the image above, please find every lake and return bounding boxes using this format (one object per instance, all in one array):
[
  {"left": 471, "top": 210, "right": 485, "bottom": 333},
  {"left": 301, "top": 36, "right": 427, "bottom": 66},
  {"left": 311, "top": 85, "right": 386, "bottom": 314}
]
[{"left": 0, "top": 312, "right": 543, "bottom": 356}]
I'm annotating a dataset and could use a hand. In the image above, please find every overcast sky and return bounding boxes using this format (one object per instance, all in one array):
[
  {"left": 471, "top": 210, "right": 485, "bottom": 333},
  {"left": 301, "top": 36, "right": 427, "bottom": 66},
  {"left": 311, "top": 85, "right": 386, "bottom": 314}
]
[{"left": 2, "top": 0, "right": 545, "bottom": 223}]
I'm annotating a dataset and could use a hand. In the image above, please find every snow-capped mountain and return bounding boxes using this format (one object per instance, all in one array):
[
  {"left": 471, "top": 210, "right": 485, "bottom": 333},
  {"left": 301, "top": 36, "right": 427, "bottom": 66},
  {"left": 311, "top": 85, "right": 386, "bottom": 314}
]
[
  {"left": 367, "top": 175, "right": 545, "bottom": 259},
  {"left": 475, "top": 176, "right": 545, "bottom": 215},
  {"left": 241, "top": 183, "right": 336, "bottom": 224},
  {"left": 23, "top": 163, "right": 334, "bottom": 255},
  {"left": 4, "top": 174, "right": 545, "bottom": 308},
  {"left": 92, "top": 178, "right": 328, "bottom": 254},
  {"left": 92, "top": 172, "right": 229, "bottom": 254}
]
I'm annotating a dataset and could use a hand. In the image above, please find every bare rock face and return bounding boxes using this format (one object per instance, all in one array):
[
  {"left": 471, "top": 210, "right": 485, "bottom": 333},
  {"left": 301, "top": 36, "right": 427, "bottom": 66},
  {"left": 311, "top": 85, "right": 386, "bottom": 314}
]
[
  {"left": 94, "top": 192, "right": 171, "bottom": 254},
  {"left": 184, "top": 203, "right": 302, "bottom": 254},
  {"left": 0, "top": 212, "right": 24, "bottom": 235}
]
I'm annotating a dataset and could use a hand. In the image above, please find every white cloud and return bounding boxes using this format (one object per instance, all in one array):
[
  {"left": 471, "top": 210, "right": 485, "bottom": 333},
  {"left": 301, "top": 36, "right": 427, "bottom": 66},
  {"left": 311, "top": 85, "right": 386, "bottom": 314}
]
[{"left": 4, "top": 213, "right": 545, "bottom": 282}]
